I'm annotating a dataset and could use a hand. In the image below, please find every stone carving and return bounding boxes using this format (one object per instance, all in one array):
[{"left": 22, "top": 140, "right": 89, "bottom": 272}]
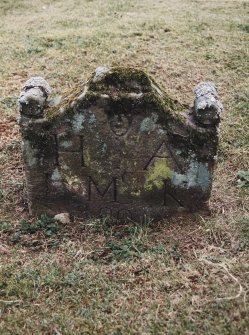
[
  {"left": 18, "top": 67, "right": 223, "bottom": 222},
  {"left": 19, "top": 77, "right": 51, "bottom": 117},
  {"left": 194, "top": 82, "right": 223, "bottom": 125},
  {"left": 108, "top": 113, "right": 132, "bottom": 136}
]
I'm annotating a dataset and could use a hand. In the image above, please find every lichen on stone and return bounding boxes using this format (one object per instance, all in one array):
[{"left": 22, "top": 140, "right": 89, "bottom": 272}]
[
  {"left": 144, "top": 159, "right": 172, "bottom": 191},
  {"left": 171, "top": 161, "right": 210, "bottom": 191},
  {"left": 22, "top": 139, "right": 38, "bottom": 167},
  {"left": 140, "top": 113, "right": 159, "bottom": 133},
  {"left": 72, "top": 113, "right": 85, "bottom": 132}
]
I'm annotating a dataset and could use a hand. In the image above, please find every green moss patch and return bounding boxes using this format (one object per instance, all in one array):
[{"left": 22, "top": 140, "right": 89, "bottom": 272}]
[{"left": 144, "top": 159, "right": 172, "bottom": 191}]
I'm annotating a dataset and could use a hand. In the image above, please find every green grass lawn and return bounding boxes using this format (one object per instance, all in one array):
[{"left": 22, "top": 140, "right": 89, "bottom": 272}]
[{"left": 0, "top": 0, "right": 249, "bottom": 334}]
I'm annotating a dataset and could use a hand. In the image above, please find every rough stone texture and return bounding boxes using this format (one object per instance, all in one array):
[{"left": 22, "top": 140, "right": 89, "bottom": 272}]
[
  {"left": 194, "top": 82, "right": 223, "bottom": 125},
  {"left": 54, "top": 212, "right": 70, "bottom": 224},
  {"left": 19, "top": 77, "right": 51, "bottom": 117},
  {"left": 18, "top": 67, "right": 222, "bottom": 222}
]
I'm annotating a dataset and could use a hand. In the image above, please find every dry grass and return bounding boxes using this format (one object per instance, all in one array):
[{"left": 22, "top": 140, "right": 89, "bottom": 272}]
[{"left": 0, "top": 0, "right": 249, "bottom": 334}]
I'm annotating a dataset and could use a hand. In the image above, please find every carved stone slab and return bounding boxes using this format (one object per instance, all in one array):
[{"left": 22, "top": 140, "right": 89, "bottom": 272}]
[{"left": 18, "top": 67, "right": 222, "bottom": 222}]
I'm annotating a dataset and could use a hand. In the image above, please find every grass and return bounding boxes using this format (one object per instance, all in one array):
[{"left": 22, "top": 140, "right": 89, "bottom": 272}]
[
  {"left": 1, "top": 218, "right": 249, "bottom": 334},
  {"left": 0, "top": 0, "right": 249, "bottom": 334}
]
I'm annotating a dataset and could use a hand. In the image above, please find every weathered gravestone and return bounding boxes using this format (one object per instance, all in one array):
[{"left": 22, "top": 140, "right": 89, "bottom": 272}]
[{"left": 18, "top": 67, "right": 223, "bottom": 222}]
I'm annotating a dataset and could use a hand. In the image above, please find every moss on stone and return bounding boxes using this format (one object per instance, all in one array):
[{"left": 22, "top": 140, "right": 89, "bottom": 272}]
[
  {"left": 44, "top": 83, "right": 83, "bottom": 120},
  {"left": 144, "top": 159, "right": 172, "bottom": 191},
  {"left": 141, "top": 92, "right": 186, "bottom": 124},
  {"left": 44, "top": 67, "right": 187, "bottom": 126},
  {"left": 45, "top": 90, "right": 99, "bottom": 120},
  {"left": 89, "top": 67, "right": 153, "bottom": 93}
]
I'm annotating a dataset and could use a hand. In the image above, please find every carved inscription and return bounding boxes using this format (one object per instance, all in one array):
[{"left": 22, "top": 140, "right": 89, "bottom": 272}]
[
  {"left": 99, "top": 207, "right": 112, "bottom": 217},
  {"left": 54, "top": 134, "right": 85, "bottom": 167},
  {"left": 108, "top": 113, "right": 132, "bottom": 136},
  {"left": 52, "top": 136, "right": 185, "bottom": 208},
  {"left": 163, "top": 180, "right": 183, "bottom": 207},
  {"left": 144, "top": 140, "right": 182, "bottom": 172},
  {"left": 88, "top": 176, "right": 117, "bottom": 202}
]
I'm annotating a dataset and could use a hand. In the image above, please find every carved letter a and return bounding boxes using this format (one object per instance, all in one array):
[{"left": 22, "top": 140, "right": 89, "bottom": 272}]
[
  {"left": 144, "top": 141, "right": 171, "bottom": 170},
  {"left": 144, "top": 140, "right": 182, "bottom": 172}
]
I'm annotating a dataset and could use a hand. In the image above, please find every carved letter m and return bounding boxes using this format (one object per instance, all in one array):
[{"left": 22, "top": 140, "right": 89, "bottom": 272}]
[{"left": 88, "top": 176, "right": 117, "bottom": 202}]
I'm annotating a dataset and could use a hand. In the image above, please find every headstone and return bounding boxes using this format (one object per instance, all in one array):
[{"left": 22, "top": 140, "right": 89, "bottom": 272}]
[{"left": 18, "top": 67, "right": 222, "bottom": 222}]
